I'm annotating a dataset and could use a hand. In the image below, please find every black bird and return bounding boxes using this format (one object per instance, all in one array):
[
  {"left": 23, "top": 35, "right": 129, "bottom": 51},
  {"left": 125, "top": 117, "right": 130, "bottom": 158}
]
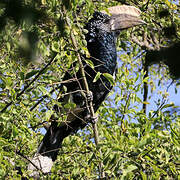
[{"left": 37, "top": 9, "right": 144, "bottom": 162}]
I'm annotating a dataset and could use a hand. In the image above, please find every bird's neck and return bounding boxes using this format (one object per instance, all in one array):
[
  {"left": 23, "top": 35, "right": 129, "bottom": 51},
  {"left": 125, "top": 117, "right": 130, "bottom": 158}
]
[{"left": 87, "top": 32, "right": 117, "bottom": 75}]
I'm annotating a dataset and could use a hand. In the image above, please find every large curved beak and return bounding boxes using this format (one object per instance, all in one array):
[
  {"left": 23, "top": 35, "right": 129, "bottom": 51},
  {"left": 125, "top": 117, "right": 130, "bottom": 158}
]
[
  {"left": 102, "top": 5, "right": 145, "bottom": 31},
  {"left": 109, "top": 14, "right": 145, "bottom": 31}
]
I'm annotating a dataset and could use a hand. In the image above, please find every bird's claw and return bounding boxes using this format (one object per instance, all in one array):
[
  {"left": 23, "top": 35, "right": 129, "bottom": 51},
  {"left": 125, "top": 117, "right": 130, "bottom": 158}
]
[
  {"left": 85, "top": 114, "right": 98, "bottom": 124},
  {"left": 91, "top": 115, "right": 98, "bottom": 124},
  {"left": 86, "top": 91, "right": 93, "bottom": 102}
]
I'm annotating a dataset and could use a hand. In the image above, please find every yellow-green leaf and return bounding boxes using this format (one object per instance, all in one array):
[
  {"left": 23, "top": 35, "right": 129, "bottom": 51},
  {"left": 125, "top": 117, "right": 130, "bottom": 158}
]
[
  {"left": 52, "top": 42, "right": 59, "bottom": 52},
  {"left": 103, "top": 73, "right": 114, "bottom": 85},
  {"left": 85, "top": 60, "right": 94, "bottom": 69},
  {"left": 93, "top": 72, "right": 101, "bottom": 82}
]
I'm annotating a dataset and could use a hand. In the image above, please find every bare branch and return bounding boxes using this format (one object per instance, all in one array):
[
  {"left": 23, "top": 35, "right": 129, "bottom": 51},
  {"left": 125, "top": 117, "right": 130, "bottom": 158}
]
[
  {"left": 131, "top": 33, "right": 155, "bottom": 50},
  {"left": 142, "top": 60, "right": 149, "bottom": 114},
  {"left": 64, "top": 12, "right": 105, "bottom": 178}
]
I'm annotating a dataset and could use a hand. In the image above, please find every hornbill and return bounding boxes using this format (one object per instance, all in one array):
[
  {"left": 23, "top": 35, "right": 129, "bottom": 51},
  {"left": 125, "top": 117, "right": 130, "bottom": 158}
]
[{"left": 30, "top": 5, "right": 145, "bottom": 173}]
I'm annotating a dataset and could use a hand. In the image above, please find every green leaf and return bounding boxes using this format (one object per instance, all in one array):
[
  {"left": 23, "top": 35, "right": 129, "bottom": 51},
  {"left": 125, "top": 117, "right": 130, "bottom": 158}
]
[
  {"left": 123, "top": 164, "right": 137, "bottom": 174},
  {"left": 0, "top": 168, "right": 5, "bottom": 178},
  {"left": 12, "top": 126, "right": 18, "bottom": 137},
  {"left": 134, "top": 73, "right": 139, "bottom": 82},
  {"left": 6, "top": 42, "right": 10, "bottom": 52},
  {"left": 45, "top": 110, "right": 53, "bottom": 120},
  {"left": 25, "top": 70, "right": 39, "bottom": 79},
  {"left": 93, "top": 72, "right": 101, "bottom": 82},
  {"left": 0, "top": 138, "right": 7, "bottom": 146},
  {"left": 5, "top": 77, "right": 13, "bottom": 89},
  {"left": 20, "top": 72, "right": 24, "bottom": 80},
  {"left": 82, "top": 40, "right": 87, "bottom": 46},
  {"left": 143, "top": 101, "right": 150, "bottom": 105},
  {"left": 85, "top": 59, "right": 94, "bottom": 69},
  {"left": 38, "top": 86, "right": 47, "bottom": 95},
  {"left": 82, "top": 29, "right": 89, "bottom": 34},
  {"left": 138, "top": 135, "right": 152, "bottom": 148},
  {"left": 52, "top": 42, "right": 59, "bottom": 52},
  {"left": 140, "top": 171, "right": 147, "bottom": 180},
  {"left": 162, "top": 103, "right": 174, "bottom": 109},
  {"left": 64, "top": 102, "right": 76, "bottom": 109},
  {"left": 103, "top": 73, "right": 114, "bottom": 85}
]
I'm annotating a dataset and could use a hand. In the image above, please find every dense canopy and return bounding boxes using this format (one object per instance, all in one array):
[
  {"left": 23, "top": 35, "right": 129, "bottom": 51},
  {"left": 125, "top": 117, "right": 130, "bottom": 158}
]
[{"left": 0, "top": 0, "right": 179, "bottom": 179}]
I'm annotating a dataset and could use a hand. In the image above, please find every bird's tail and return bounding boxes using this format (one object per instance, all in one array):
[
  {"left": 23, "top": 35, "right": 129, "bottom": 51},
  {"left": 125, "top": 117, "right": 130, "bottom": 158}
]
[{"left": 37, "top": 109, "right": 88, "bottom": 161}]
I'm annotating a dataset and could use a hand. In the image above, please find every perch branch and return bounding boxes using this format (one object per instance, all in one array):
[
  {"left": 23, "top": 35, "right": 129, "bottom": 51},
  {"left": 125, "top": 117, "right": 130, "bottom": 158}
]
[{"left": 65, "top": 14, "right": 104, "bottom": 178}]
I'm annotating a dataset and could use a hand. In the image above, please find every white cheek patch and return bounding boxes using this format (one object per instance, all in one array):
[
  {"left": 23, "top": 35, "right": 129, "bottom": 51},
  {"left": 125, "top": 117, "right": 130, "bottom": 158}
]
[
  {"left": 113, "top": 70, "right": 116, "bottom": 80},
  {"left": 113, "top": 65, "right": 117, "bottom": 80}
]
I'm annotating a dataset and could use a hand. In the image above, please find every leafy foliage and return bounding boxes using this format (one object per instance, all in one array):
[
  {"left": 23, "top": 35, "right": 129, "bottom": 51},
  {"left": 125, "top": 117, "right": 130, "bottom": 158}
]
[{"left": 0, "top": 0, "right": 179, "bottom": 179}]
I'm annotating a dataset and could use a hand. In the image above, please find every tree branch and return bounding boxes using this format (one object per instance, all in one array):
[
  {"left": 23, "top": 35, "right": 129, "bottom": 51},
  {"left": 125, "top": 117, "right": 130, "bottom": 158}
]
[
  {"left": 142, "top": 60, "right": 149, "bottom": 114},
  {"left": 131, "top": 33, "right": 155, "bottom": 51},
  {"left": 64, "top": 11, "right": 104, "bottom": 178}
]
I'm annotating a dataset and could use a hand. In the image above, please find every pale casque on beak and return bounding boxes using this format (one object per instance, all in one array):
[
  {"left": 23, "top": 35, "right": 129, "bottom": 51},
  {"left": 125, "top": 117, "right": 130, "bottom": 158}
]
[{"left": 102, "top": 5, "right": 146, "bottom": 31}]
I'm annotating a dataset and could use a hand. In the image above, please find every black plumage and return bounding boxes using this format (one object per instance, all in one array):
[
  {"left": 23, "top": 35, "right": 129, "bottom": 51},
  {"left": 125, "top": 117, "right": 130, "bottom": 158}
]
[{"left": 37, "top": 11, "right": 144, "bottom": 161}]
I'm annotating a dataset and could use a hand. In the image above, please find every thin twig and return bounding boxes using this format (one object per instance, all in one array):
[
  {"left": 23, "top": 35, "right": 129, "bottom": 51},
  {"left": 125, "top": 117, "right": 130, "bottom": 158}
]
[
  {"left": 144, "top": 0, "right": 150, "bottom": 10},
  {"left": 151, "top": 80, "right": 173, "bottom": 118},
  {"left": 120, "top": 92, "right": 130, "bottom": 134},
  {"left": 151, "top": 99, "right": 167, "bottom": 118},
  {"left": 64, "top": 12, "right": 104, "bottom": 178},
  {"left": 17, "top": 150, "right": 45, "bottom": 175},
  {"left": 30, "top": 84, "right": 60, "bottom": 111},
  {"left": 142, "top": 60, "right": 149, "bottom": 114},
  {"left": 0, "top": 53, "right": 57, "bottom": 113},
  {"left": 30, "top": 76, "right": 85, "bottom": 111}
]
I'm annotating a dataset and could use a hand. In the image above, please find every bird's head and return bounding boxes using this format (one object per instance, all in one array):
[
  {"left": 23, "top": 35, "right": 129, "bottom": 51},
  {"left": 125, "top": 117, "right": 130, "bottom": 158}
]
[
  {"left": 85, "top": 5, "right": 145, "bottom": 40},
  {"left": 85, "top": 11, "right": 111, "bottom": 42}
]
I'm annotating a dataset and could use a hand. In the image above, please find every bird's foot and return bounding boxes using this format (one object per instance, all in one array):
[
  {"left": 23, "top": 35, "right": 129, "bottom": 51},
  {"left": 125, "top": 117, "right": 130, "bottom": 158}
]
[
  {"left": 86, "top": 91, "right": 93, "bottom": 102},
  {"left": 85, "top": 114, "right": 98, "bottom": 124},
  {"left": 91, "top": 115, "right": 98, "bottom": 124}
]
